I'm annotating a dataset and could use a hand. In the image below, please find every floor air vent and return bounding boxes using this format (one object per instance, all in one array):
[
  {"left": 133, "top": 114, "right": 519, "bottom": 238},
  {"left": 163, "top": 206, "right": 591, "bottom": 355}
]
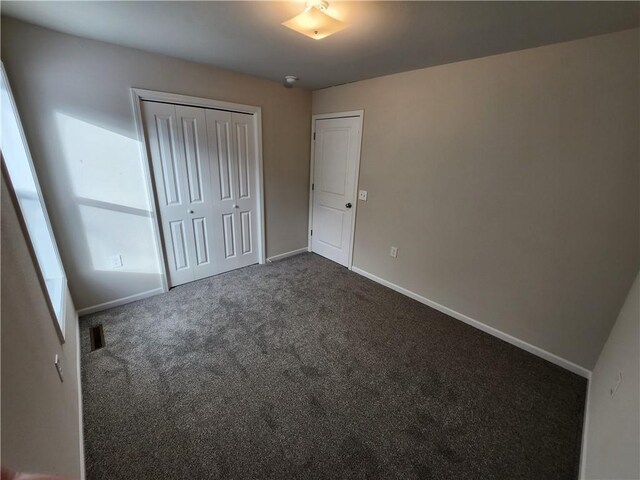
[{"left": 90, "top": 325, "right": 105, "bottom": 351}]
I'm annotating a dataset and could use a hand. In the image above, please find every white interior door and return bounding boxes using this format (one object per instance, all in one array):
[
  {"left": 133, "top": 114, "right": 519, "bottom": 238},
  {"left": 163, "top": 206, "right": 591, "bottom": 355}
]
[
  {"left": 206, "top": 109, "right": 259, "bottom": 272},
  {"left": 142, "top": 101, "right": 260, "bottom": 287},
  {"left": 311, "top": 115, "right": 362, "bottom": 267}
]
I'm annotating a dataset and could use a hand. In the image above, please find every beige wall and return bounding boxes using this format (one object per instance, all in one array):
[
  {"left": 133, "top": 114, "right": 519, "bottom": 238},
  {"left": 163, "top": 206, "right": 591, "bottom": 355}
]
[
  {"left": 313, "top": 29, "right": 639, "bottom": 369},
  {"left": 0, "top": 17, "right": 311, "bottom": 311},
  {"left": 1, "top": 175, "right": 83, "bottom": 477},
  {"left": 2, "top": 16, "right": 637, "bottom": 369},
  {"left": 582, "top": 271, "right": 640, "bottom": 479}
]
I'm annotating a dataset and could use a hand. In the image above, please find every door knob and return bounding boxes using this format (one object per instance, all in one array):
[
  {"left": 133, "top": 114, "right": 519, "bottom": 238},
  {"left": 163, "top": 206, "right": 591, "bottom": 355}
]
[
  {"left": 233, "top": 204, "right": 239, "bottom": 209},
  {"left": 345, "top": 203, "right": 352, "bottom": 209},
  {"left": 187, "top": 209, "right": 194, "bottom": 214}
]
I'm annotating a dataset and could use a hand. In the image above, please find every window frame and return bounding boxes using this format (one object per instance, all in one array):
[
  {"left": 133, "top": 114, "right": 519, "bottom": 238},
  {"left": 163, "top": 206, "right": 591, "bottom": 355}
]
[{"left": 1, "top": 63, "right": 67, "bottom": 343}]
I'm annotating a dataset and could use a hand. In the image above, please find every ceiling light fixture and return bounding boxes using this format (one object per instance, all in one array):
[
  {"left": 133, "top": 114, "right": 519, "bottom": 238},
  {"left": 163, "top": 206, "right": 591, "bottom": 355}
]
[{"left": 282, "top": 1, "right": 346, "bottom": 40}]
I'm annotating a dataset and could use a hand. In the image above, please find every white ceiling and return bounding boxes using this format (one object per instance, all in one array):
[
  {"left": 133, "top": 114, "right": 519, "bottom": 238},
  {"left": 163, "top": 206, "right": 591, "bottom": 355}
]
[{"left": 2, "top": 1, "right": 638, "bottom": 89}]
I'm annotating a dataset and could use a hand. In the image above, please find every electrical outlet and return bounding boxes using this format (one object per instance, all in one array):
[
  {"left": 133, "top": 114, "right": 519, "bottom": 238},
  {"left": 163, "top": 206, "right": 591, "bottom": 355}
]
[
  {"left": 390, "top": 246, "right": 398, "bottom": 258},
  {"left": 358, "top": 190, "right": 368, "bottom": 201},
  {"left": 609, "top": 371, "right": 622, "bottom": 398},
  {"left": 54, "top": 354, "right": 64, "bottom": 382},
  {"left": 110, "top": 254, "right": 123, "bottom": 269}
]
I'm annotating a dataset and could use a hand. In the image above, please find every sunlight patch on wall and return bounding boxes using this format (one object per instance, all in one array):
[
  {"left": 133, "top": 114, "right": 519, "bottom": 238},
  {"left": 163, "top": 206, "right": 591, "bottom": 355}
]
[
  {"left": 54, "top": 112, "right": 150, "bottom": 210},
  {"left": 54, "top": 111, "right": 161, "bottom": 275}
]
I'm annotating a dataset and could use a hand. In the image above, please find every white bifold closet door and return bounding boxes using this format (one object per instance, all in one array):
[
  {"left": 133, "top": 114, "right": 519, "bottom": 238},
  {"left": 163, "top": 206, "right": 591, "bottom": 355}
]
[
  {"left": 142, "top": 101, "right": 259, "bottom": 287},
  {"left": 206, "top": 109, "right": 259, "bottom": 274}
]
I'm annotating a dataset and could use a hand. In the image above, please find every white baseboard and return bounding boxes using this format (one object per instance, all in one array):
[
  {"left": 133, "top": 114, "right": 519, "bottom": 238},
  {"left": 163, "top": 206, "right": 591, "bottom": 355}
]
[
  {"left": 351, "top": 266, "right": 592, "bottom": 379},
  {"left": 75, "top": 312, "right": 86, "bottom": 480},
  {"left": 266, "top": 247, "right": 309, "bottom": 263},
  {"left": 77, "top": 288, "right": 165, "bottom": 316},
  {"left": 579, "top": 384, "right": 592, "bottom": 479}
]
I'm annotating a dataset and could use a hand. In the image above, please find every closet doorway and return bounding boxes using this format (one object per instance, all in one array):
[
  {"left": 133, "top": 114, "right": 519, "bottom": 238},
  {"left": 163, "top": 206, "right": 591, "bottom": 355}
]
[{"left": 133, "top": 89, "right": 265, "bottom": 289}]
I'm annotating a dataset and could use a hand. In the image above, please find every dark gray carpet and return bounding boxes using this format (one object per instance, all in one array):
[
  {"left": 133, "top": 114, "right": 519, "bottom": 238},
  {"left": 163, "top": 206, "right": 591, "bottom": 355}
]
[{"left": 80, "top": 253, "right": 586, "bottom": 480}]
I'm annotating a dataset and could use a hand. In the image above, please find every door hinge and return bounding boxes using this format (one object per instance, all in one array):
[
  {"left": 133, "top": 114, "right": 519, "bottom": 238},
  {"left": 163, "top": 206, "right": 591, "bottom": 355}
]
[
  {"left": 313, "top": 132, "right": 316, "bottom": 140},
  {"left": 312, "top": 183, "right": 314, "bottom": 191},
  {"left": 310, "top": 229, "right": 313, "bottom": 236}
]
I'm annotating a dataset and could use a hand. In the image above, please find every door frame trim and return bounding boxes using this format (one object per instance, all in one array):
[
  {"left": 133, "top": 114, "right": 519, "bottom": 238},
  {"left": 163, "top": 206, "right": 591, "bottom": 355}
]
[
  {"left": 130, "top": 88, "right": 267, "bottom": 292},
  {"left": 308, "top": 110, "right": 364, "bottom": 270}
]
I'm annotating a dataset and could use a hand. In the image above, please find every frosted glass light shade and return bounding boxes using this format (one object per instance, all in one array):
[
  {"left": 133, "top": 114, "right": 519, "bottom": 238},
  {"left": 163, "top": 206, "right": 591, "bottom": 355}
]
[{"left": 282, "top": 6, "right": 346, "bottom": 40}]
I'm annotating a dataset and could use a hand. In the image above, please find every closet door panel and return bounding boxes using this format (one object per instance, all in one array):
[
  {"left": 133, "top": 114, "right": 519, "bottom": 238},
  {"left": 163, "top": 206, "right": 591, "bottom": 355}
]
[
  {"left": 206, "top": 110, "right": 259, "bottom": 273},
  {"left": 175, "top": 105, "right": 217, "bottom": 281},
  {"left": 142, "top": 101, "right": 197, "bottom": 287},
  {"left": 231, "top": 113, "right": 259, "bottom": 267}
]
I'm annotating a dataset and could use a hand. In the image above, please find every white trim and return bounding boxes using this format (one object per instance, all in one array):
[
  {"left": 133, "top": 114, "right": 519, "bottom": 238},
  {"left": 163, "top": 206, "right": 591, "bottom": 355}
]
[
  {"left": 266, "top": 247, "right": 309, "bottom": 263},
  {"left": 1, "top": 63, "right": 68, "bottom": 342},
  {"left": 579, "top": 383, "right": 592, "bottom": 479},
  {"left": 308, "top": 110, "right": 364, "bottom": 270},
  {"left": 312, "top": 110, "right": 365, "bottom": 121},
  {"left": 351, "top": 266, "right": 592, "bottom": 379},
  {"left": 77, "top": 288, "right": 164, "bottom": 316},
  {"left": 131, "top": 88, "right": 262, "bottom": 115},
  {"left": 130, "top": 88, "right": 267, "bottom": 291},
  {"left": 75, "top": 310, "right": 86, "bottom": 480},
  {"left": 307, "top": 115, "right": 315, "bottom": 254},
  {"left": 254, "top": 108, "right": 267, "bottom": 265},
  {"left": 130, "top": 89, "right": 170, "bottom": 294}
]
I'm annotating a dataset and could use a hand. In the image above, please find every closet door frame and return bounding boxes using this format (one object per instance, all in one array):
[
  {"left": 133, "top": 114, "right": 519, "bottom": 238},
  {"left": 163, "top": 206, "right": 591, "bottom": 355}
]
[{"left": 131, "top": 88, "right": 266, "bottom": 293}]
